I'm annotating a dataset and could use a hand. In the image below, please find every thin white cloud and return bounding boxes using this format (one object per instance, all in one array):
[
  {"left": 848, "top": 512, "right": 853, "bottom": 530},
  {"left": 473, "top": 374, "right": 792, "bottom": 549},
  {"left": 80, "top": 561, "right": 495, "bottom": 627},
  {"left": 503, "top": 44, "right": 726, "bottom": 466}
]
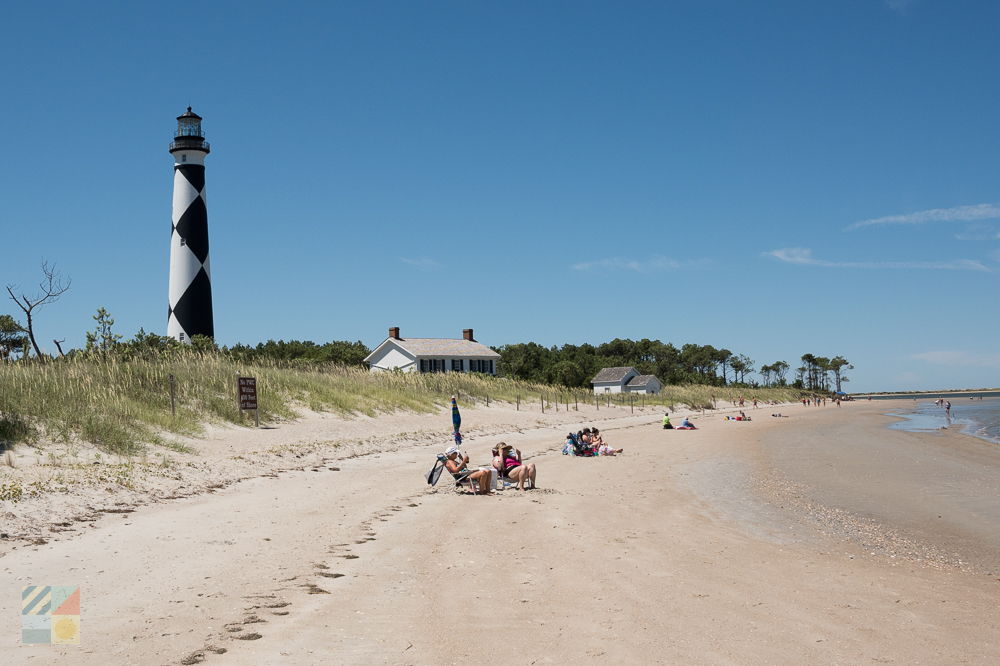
[
  {"left": 571, "top": 256, "right": 710, "bottom": 273},
  {"left": 886, "top": 0, "right": 916, "bottom": 14},
  {"left": 764, "top": 247, "right": 990, "bottom": 272},
  {"left": 912, "top": 351, "right": 1000, "bottom": 369},
  {"left": 401, "top": 257, "right": 441, "bottom": 271},
  {"left": 955, "top": 224, "right": 1000, "bottom": 241},
  {"left": 845, "top": 203, "right": 1000, "bottom": 231}
]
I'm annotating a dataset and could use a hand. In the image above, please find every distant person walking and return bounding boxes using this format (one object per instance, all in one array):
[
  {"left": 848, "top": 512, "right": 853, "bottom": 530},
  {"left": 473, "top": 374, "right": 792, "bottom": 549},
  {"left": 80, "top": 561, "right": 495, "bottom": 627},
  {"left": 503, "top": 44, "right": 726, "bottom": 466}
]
[{"left": 946, "top": 401, "right": 951, "bottom": 415}]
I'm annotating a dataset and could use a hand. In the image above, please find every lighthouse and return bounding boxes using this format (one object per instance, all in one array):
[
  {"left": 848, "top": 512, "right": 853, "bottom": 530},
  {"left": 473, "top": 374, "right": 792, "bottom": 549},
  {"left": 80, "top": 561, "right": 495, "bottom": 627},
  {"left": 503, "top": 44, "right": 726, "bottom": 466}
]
[{"left": 167, "top": 107, "right": 214, "bottom": 343}]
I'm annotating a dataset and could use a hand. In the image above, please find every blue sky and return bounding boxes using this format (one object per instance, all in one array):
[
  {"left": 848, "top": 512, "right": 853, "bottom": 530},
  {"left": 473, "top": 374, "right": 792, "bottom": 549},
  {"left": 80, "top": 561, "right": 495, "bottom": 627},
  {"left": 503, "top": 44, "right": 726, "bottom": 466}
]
[{"left": 2, "top": 1, "right": 999, "bottom": 392}]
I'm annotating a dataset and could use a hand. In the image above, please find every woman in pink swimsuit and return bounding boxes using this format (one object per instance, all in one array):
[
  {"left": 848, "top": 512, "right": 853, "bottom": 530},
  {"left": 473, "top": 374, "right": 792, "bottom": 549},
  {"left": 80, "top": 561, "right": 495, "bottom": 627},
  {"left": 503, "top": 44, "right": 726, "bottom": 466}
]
[{"left": 494, "top": 442, "right": 537, "bottom": 490}]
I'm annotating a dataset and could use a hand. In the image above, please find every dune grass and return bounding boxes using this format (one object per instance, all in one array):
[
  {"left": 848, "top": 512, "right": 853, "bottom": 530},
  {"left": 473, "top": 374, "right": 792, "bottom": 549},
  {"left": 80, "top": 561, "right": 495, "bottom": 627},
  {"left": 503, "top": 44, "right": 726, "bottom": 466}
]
[{"left": 0, "top": 355, "right": 805, "bottom": 456}]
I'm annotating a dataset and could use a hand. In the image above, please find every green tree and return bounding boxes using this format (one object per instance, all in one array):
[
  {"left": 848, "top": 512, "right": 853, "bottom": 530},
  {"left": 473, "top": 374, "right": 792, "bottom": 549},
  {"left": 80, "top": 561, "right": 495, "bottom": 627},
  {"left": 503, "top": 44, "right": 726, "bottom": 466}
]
[
  {"left": 828, "top": 356, "right": 852, "bottom": 392},
  {"left": 85, "top": 307, "right": 123, "bottom": 355},
  {"left": 0, "top": 314, "right": 28, "bottom": 361},
  {"left": 772, "top": 361, "right": 790, "bottom": 386}
]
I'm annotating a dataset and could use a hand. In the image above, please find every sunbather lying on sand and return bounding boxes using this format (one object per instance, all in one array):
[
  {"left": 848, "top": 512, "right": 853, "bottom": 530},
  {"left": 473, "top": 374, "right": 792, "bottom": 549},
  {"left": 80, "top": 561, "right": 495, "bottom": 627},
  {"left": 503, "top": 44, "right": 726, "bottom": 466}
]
[
  {"left": 444, "top": 447, "right": 492, "bottom": 495},
  {"left": 494, "top": 442, "right": 536, "bottom": 490}
]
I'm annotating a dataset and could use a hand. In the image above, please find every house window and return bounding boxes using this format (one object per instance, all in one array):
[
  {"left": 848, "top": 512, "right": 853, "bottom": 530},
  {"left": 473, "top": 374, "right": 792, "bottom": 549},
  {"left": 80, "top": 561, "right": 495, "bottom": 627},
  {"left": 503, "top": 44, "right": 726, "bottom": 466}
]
[
  {"left": 470, "top": 359, "right": 494, "bottom": 374},
  {"left": 180, "top": 237, "right": 187, "bottom": 246},
  {"left": 420, "top": 359, "right": 445, "bottom": 373},
  {"left": 604, "top": 387, "right": 610, "bottom": 393},
  {"left": 452, "top": 359, "right": 463, "bottom": 372}
]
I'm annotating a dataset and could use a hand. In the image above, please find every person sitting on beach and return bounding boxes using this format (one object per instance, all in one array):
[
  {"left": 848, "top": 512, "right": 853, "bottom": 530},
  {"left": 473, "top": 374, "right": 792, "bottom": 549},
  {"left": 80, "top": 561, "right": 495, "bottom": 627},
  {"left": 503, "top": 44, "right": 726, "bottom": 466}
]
[
  {"left": 739, "top": 411, "right": 751, "bottom": 421},
  {"left": 494, "top": 443, "right": 536, "bottom": 490},
  {"left": 680, "top": 417, "right": 696, "bottom": 429},
  {"left": 662, "top": 412, "right": 673, "bottom": 429},
  {"left": 444, "top": 446, "right": 492, "bottom": 495},
  {"left": 593, "top": 428, "right": 623, "bottom": 454}
]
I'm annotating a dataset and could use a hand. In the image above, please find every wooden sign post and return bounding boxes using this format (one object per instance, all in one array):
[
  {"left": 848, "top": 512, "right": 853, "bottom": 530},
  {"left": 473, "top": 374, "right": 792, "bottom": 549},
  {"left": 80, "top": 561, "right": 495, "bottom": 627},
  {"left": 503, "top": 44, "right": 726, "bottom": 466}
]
[{"left": 238, "top": 376, "right": 259, "bottom": 427}]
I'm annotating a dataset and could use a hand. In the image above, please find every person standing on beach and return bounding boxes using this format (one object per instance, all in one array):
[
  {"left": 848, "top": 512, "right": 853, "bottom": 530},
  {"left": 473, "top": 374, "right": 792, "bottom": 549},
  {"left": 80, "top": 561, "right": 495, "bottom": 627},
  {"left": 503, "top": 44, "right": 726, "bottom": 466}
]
[{"left": 946, "top": 401, "right": 951, "bottom": 415}]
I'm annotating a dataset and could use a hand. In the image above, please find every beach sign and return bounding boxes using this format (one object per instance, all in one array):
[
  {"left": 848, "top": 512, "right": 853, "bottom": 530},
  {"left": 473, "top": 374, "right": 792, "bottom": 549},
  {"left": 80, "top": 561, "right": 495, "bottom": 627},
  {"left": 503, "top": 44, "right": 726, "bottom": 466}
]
[
  {"left": 238, "top": 376, "right": 259, "bottom": 427},
  {"left": 239, "top": 377, "right": 258, "bottom": 410}
]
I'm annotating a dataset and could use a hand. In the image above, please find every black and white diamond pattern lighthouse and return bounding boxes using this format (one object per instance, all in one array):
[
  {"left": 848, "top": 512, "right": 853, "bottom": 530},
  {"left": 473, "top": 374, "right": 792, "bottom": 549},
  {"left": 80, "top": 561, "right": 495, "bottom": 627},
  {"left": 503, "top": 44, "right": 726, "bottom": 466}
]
[{"left": 167, "top": 107, "right": 214, "bottom": 343}]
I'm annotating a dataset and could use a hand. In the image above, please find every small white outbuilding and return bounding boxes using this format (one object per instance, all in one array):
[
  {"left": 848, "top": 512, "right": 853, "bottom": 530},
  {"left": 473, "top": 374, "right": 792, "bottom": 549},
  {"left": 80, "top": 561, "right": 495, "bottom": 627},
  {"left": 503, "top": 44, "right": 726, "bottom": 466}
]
[
  {"left": 590, "top": 366, "right": 662, "bottom": 394},
  {"left": 364, "top": 327, "right": 500, "bottom": 375}
]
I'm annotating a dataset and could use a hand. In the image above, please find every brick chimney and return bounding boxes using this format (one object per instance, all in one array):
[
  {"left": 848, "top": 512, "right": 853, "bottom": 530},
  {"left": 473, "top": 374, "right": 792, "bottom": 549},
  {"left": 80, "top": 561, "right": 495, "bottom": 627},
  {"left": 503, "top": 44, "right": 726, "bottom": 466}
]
[
  {"left": 389, "top": 327, "right": 400, "bottom": 340},
  {"left": 463, "top": 328, "right": 474, "bottom": 341}
]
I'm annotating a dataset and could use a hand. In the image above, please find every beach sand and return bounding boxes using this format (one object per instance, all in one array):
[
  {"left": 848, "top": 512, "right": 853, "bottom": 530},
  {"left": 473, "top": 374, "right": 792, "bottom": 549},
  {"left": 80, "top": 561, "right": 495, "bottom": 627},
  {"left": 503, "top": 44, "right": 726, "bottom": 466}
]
[{"left": 3, "top": 400, "right": 1000, "bottom": 664}]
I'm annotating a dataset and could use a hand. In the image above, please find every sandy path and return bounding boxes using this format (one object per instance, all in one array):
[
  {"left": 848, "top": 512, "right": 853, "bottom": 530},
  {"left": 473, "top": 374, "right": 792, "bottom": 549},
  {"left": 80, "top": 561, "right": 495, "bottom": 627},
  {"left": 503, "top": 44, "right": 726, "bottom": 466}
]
[{"left": 5, "top": 403, "right": 1000, "bottom": 664}]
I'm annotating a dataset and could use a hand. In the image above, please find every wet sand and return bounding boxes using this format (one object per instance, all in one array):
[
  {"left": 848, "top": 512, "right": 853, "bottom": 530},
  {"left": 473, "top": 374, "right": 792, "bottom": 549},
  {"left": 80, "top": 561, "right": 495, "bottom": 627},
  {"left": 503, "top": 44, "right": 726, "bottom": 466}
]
[
  {"left": 752, "top": 401, "right": 1000, "bottom": 573},
  {"left": 3, "top": 401, "right": 1000, "bottom": 664}
]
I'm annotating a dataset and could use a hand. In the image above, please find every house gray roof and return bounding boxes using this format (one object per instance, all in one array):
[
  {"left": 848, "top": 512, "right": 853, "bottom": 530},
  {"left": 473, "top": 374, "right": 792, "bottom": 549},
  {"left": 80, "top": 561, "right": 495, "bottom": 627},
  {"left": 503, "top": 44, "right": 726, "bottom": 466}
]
[
  {"left": 393, "top": 338, "right": 500, "bottom": 358},
  {"left": 591, "top": 366, "right": 636, "bottom": 383},
  {"left": 626, "top": 374, "right": 660, "bottom": 387}
]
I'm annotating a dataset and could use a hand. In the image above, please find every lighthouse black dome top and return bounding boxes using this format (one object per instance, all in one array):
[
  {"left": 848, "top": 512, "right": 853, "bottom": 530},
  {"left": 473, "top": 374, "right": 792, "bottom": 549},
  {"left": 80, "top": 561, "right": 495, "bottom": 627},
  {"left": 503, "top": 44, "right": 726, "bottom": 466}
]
[{"left": 169, "top": 107, "right": 210, "bottom": 154}]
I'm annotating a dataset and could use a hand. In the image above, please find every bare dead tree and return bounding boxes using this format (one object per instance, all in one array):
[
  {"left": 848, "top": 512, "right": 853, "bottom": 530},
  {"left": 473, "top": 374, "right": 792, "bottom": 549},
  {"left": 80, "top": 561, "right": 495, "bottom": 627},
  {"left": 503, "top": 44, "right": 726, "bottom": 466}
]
[
  {"left": 53, "top": 338, "right": 66, "bottom": 358},
  {"left": 6, "top": 260, "right": 72, "bottom": 365}
]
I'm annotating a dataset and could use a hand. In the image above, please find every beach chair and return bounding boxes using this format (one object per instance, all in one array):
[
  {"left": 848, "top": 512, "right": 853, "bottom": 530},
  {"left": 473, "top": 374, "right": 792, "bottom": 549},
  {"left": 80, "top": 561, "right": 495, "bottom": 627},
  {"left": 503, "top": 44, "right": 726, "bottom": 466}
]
[{"left": 438, "top": 454, "right": 484, "bottom": 494}]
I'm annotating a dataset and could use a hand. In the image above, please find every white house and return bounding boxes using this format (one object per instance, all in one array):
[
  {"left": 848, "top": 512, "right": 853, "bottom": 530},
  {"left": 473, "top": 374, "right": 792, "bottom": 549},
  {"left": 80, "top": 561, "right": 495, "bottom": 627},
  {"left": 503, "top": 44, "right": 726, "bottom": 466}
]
[
  {"left": 364, "top": 327, "right": 501, "bottom": 375},
  {"left": 590, "top": 366, "right": 662, "bottom": 394}
]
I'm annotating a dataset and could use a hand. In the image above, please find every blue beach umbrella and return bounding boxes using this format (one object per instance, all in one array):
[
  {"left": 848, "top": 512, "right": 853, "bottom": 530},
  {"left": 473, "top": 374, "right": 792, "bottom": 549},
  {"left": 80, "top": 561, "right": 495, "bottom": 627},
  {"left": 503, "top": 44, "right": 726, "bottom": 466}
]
[{"left": 452, "top": 395, "right": 462, "bottom": 445}]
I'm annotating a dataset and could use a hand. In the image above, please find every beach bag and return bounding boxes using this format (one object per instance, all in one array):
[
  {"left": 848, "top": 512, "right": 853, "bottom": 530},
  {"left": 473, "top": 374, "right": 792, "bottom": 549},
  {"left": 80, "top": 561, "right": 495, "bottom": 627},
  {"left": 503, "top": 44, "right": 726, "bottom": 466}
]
[{"left": 425, "top": 458, "right": 445, "bottom": 486}]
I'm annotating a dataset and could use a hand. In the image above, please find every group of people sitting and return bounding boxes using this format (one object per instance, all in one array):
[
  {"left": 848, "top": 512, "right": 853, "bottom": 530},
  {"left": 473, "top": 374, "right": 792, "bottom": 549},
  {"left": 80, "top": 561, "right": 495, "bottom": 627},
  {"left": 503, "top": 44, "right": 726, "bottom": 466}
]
[
  {"left": 662, "top": 413, "right": 697, "bottom": 429},
  {"left": 564, "top": 427, "right": 623, "bottom": 456},
  {"left": 724, "top": 411, "right": 751, "bottom": 421},
  {"left": 442, "top": 442, "right": 537, "bottom": 494}
]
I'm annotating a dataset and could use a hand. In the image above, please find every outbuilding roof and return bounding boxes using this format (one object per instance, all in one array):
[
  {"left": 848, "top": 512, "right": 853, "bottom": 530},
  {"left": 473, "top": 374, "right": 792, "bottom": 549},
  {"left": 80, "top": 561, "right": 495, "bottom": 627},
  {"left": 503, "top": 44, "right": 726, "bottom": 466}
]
[
  {"left": 626, "top": 374, "right": 660, "bottom": 387},
  {"left": 591, "top": 366, "right": 637, "bottom": 383}
]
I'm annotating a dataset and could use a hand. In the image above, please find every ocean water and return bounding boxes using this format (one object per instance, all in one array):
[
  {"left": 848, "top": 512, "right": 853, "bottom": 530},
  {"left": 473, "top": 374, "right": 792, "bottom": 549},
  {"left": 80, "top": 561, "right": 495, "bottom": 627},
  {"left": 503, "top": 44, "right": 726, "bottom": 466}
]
[{"left": 887, "top": 397, "right": 1000, "bottom": 444}]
